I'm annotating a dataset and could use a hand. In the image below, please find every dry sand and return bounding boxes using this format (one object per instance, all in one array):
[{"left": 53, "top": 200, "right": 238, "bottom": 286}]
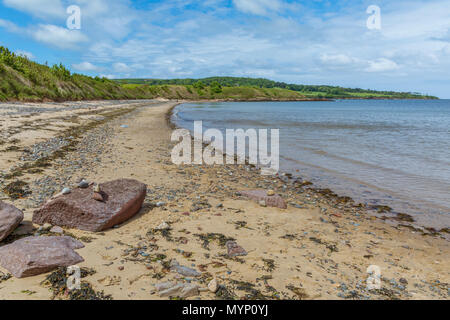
[{"left": 0, "top": 100, "right": 448, "bottom": 300}]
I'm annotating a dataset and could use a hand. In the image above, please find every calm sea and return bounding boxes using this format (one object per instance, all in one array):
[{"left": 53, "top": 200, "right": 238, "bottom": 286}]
[{"left": 173, "top": 100, "right": 450, "bottom": 229}]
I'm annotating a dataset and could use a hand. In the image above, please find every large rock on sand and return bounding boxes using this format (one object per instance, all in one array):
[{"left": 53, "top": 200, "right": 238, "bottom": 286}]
[
  {"left": 0, "top": 201, "right": 24, "bottom": 241},
  {"left": 0, "top": 236, "right": 84, "bottom": 278},
  {"left": 240, "top": 189, "right": 287, "bottom": 209},
  {"left": 33, "top": 179, "right": 147, "bottom": 232}
]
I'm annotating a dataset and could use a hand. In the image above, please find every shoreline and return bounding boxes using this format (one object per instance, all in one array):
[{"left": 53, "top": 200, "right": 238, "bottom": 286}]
[
  {"left": 169, "top": 101, "right": 449, "bottom": 237},
  {"left": 0, "top": 100, "right": 448, "bottom": 300}
]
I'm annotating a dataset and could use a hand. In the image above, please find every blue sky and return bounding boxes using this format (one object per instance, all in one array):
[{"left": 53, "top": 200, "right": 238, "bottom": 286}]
[{"left": 0, "top": 0, "right": 449, "bottom": 97}]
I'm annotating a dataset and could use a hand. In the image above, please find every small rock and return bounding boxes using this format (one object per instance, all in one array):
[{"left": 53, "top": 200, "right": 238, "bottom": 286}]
[
  {"left": 170, "top": 259, "right": 201, "bottom": 277},
  {"left": 208, "top": 278, "right": 218, "bottom": 293},
  {"left": 62, "top": 188, "right": 71, "bottom": 195},
  {"left": 399, "top": 278, "right": 408, "bottom": 285},
  {"left": 156, "top": 201, "right": 166, "bottom": 207},
  {"left": 156, "top": 221, "right": 170, "bottom": 230},
  {"left": 120, "top": 125, "right": 129, "bottom": 128},
  {"left": 78, "top": 180, "right": 89, "bottom": 189},
  {"left": 158, "top": 282, "right": 199, "bottom": 298},
  {"left": 267, "top": 190, "right": 275, "bottom": 196},
  {"left": 50, "top": 226, "right": 64, "bottom": 234},
  {"left": 92, "top": 192, "right": 104, "bottom": 202},
  {"left": 93, "top": 184, "right": 101, "bottom": 193},
  {"left": 259, "top": 200, "right": 267, "bottom": 207},
  {"left": 226, "top": 240, "right": 247, "bottom": 257},
  {"left": 240, "top": 190, "right": 287, "bottom": 209},
  {"left": 43, "top": 223, "right": 52, "bottom": 230}
]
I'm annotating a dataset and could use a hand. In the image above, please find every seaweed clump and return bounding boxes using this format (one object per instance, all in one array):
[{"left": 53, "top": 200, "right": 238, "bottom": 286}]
[
  {"left": 41, "top": 267, "right": 112, "bottom": 300},
  {"left": 286, "top": 285, "right": 309, "bottom": 300},
  {"left": 0, "top": 272, "right": 12, "bottom": 283},
  {"left": 194, "top": 233, "right": 235, "bottom": 250},
  {"left": 3, "top": 180, "right": 31, "bottom": 199}
]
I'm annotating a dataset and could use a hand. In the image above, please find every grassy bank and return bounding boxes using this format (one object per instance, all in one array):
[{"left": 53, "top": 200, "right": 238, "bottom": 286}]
[
  {"left": 0, "top": 47, "right": 437, "bottom": 102},
  {"left": 116, "top": 76, "right": 438, "bottom": 100}
]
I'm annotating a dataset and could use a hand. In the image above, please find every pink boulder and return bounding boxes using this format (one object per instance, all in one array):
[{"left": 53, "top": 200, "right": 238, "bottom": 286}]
[
  {"left": 0, "top": 236, "right": 84, "bottom": 278},
  {"left": 240, "top": 190, "right": 287, "bottom": 209},
  {"left": 33, "top": 179, "right": 147, "bottom": 232},
  {"left": 0, "top": 201, "right": 24, "bottom": 242}
]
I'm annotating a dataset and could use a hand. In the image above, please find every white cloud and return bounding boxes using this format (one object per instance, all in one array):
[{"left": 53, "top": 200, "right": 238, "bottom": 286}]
[
  {"left": 365, "top": 58, "right": 399, "bottom": 73},
  {"left": 31, "top": 24, "right": 88, "bottom": 49},
  {"left": 15, "top": 50, "right": 34, "bottom": 60},
  {"left": 0, "top": 18, "right": 22, "bottom": 33},
  {"left": 233, "top": 0, "right": 283, "bottom": 16},
  {"left": 72, "top": 61, "right": 99, "bottom": 72},
  {"left": 320, "top": 54, "right": 358, "bottom": 66},
  {"left": 3, "top": 0, "right": 65, "bottom": 19},
  {"left": 100, "top": 74, "right": 116, "bottom": 79},
  {"left": 112, "top": 62, "right": 131, "bottom": 73}
]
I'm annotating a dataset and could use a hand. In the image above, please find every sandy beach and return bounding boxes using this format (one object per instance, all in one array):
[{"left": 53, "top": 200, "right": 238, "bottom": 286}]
[{"left": 0, "top": 100, "right": 448, "bottom": 300}]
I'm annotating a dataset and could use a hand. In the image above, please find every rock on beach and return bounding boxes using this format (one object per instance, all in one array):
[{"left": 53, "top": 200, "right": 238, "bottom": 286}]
[
  {"left": 0, "top": 236, "right": 84, "bottom": 278},
  {"left": 0, "top": 201, "right": 24, "bottom": 241},
  {"left": 240, "top": 189, "right": 287, "bottom": 209},
  {"left": 32, "top": 179, "right": 147, "bottom": 232}
]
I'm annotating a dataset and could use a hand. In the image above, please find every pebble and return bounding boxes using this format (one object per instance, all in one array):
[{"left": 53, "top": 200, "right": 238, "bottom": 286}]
[
  {"left": 50, "top": 226, "right": 64, "bottom": 234},
  {"left": 156, "top": 201, "right": 166, "bottom": 207},
  {"left": 92, "top": 192, "right": 104, "bottom": 202},
  {"left": 41, "top": 223, "right": 52, "bottom": 230},
  {"left": 170, "top": 259, "right": 201, "bottom": 277},
  {"left": 62, "top": 188, "right": 71, "bottom": 195},
  {"left": 208, "top": 278, "right": 218, "bottom": 293},
  {"left": 156, "top": 221, "right": 170, "bottom": 230},
  {"left": 267, "top": 190, "right": 275, "bottom": 196},
  {"left": 259, "top": 200, "right": 267, "bottom": 207},
  {"left": 78, "top": 180, "right": 89, "bottom": 188}
]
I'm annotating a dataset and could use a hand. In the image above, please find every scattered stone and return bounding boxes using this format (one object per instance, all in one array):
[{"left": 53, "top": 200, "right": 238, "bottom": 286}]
[
  {"left": 92, "top": 192, "right": 104, "bottom": 202},
  {"left": 78, "top": 180, "right": 89, "bottom": 189},
  {"left": 266, "top": 189, "right": 275, "bottom": 196},
  {"left": 156, "top": 201, "right": 166, "bottom": 207},
  {"left": 50, "top": 226, "right": 64, "bottom": 234},
  {"left": 208, "top": 278, "right": 219, "bottom": 293},
  {"left": 240, "top": 190, "right": 287, "bottom": 209},
  {"left": 170, "top": 259, "right": 201, "bottom": 277},
  {"left": 43, "top": 223, "right": 52, "bottom": 230},
  {"left": 259, "top": 200, "right": 267, "bottom": 207},
  {"left": 93, "top": 184, "right": 101, "bottom": 193},
  {"left": 0, "top": 201, "right": 24, "bottom": 241},
  {"left": 156, "top": 221, "right": 170, "bottom": 230},
  {"left": 226, "top": 240, "right": 248, "bottom": 257},
  {"left": 120, "top": 125, "right": 129, "bottom": 128},
  {"left": 62, "top": 188, "right": 71, "bottom": 195},
  {"left": 156, "top": 281, "right": 200, "bottom": 298},
  {"left": 33, "top": 179, "right": 147, "bottom": 232},
  {"left": 0, "top": 236, "right": 84, "bottom": 278}
]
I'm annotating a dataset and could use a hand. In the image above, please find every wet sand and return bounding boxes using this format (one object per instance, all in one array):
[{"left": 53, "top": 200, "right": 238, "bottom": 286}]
[{"left": 0, "top": 100, "right": 448, "bottom": 300}]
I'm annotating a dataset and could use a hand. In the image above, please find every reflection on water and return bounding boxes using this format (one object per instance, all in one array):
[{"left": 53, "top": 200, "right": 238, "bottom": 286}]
[{"left": 173, "top": 100, "right": 450, "bottom": 228}]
